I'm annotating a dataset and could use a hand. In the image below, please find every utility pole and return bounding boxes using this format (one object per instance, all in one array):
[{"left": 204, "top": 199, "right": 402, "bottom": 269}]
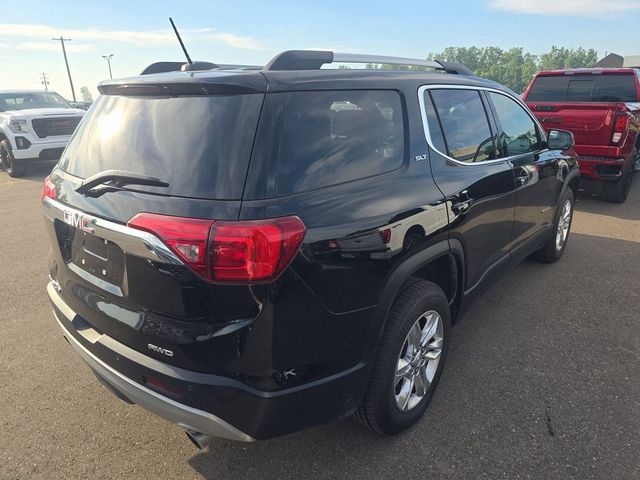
[
  {"left": 102, "top": 54, "right": 114, "bottom": 79},
  {"left": 52, "top": 36, "right": 76, "bottom": 101},
  {"left": 40, "top": 72, "right": 50, "bottom": 91}
]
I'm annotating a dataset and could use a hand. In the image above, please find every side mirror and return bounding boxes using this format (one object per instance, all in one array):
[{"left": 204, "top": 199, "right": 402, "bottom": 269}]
[{"left": 547, "top": 129, "right": 575, "bottom": 151}]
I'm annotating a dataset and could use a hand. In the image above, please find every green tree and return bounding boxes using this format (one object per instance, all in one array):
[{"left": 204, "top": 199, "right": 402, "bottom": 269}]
[
  {"left": 359, "top": 46, "right": 599, "bottom": 92},
  {"left": 79, "top": 86, "right": 93, "bottom": 102},
  {"left": 538, "top": 46, "right": 598, "bottom": 70},
  {"left": 428, "top": 45, "right": 599, "bottom": 92}
]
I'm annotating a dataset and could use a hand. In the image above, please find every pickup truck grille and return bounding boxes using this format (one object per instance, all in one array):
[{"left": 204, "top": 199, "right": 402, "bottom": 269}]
[{"left": 32, "top": 117, "right": 81, "bottom": 138}]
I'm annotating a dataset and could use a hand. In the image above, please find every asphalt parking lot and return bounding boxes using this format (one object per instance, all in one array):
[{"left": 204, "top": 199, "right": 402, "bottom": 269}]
[{"left": 1, "top": 163, "right": 638, "bottom": 480}]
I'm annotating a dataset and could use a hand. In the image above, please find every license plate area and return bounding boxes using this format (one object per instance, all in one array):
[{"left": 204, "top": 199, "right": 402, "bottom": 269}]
[{"left": 70, "top": 230, "right": 125, "bottom": 288}]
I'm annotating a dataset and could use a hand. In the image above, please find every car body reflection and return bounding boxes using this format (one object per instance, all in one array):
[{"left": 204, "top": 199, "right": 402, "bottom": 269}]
[{"left": 311, "top": 201, "right": 451, "bottom": 259}]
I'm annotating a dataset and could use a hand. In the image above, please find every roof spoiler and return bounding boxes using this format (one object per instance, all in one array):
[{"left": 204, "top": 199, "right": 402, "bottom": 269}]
[
  {"left": 141, "top": 61, "right": 219, "bottom": 75},
  {"left": 140, "top": 61, "right": 265, "bottom": 75},
  {"left": 263, "top": 50, "right": 474, "bottom": 75}
]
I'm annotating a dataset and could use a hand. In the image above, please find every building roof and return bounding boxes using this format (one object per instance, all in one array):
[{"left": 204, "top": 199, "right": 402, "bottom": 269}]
[{"left": 595, "top": 53, "right": 624, "bottom": 68}]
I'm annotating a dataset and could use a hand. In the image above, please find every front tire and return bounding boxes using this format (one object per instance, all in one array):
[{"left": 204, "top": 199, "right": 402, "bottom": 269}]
[
  {"left": 535, "top": 188, "right": 574, "bottom": 263},
  {"left": 354, "top": 279, "right": 450, "bottom": 435},
  {"left": 0, "top": 140, "right": 27, "bottom": 177}
]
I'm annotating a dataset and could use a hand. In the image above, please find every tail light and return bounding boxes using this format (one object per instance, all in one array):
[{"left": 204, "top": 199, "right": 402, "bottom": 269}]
[
  {"left": 612, "top": 114, "right": 629, "bottom": 145},
  {"left": 379, "top": 228, "right": 392, "bottom": 244},
  {"left": 128, "top": 214, "right": 213, "bottom": 276},
  {"left": 128, "top": 213, "right": 306, "bottom": 283},
  {"left": 41, "top": 175, "right": 57, "bottom": 202}
]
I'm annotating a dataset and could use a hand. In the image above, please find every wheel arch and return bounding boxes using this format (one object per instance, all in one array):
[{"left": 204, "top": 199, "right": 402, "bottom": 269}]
[
  {"left": 561, "top": 164, "right": 580, "bottom": 201},
  {"left": 404, "top": 224, "right": 425, "bottom": 239},
  {"left": 366, "top": 240, "right": 465, "bottom": 359}
]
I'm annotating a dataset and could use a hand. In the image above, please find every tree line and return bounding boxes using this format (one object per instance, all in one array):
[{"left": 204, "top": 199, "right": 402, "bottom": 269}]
[{"left": 366, "top": 46, "right": 599, "bottom": 93}]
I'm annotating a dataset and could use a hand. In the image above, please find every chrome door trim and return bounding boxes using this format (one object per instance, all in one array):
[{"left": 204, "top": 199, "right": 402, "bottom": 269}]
[{"left": 417, "top": 84, "right": 549, "bottom": 166}]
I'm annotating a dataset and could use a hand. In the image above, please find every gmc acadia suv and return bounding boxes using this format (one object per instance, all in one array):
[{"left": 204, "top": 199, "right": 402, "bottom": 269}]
[{"left": 43, "top": 51, "right": 579, "bottom": 448}]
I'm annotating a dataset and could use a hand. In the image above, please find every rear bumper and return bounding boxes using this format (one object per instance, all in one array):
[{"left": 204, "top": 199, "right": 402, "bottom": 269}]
[
  {"left": 53, "top": 307, "right": 255, "bottom": 442},
  {"left": 577, "top": 156, "right": 627, "bottom": 181},
  {"left": 48, "top": 282, "right": 368, "bottom": 441}
]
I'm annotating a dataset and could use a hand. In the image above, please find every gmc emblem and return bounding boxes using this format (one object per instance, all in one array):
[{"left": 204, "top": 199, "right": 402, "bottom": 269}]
[
  {"left": 50, "top": 120, "right": 73, "bottom": 127},
  {"left": 63, "top": 211, "right": 96, "bottom": 234}
]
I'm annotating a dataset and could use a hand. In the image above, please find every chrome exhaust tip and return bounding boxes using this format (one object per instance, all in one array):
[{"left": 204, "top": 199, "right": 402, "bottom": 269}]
[{"left": 185, "top": 430, "right": 212, "bottom": 450}]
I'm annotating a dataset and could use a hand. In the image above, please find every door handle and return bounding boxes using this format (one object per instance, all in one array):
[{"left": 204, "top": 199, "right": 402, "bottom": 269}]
[
  {"left": 452, "top": 190, "right": 473, "bottom": 214},
  {"left": 515, "top": 174, "right": 528, "bottom": 187},
  {"left": 452, "top": 199, "right": 472, "bottom": 213}
]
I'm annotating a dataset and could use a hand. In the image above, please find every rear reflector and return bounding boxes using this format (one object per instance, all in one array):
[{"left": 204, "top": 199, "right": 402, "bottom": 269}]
[
  {"left": 41, "top": 175, "right": 56, "bottom": 202},
  {"left": 128, "top": 213, "right": 306, "bottom": 283},
  {"left": 144, "top": 376, "right": 185, "bottom": 399}
]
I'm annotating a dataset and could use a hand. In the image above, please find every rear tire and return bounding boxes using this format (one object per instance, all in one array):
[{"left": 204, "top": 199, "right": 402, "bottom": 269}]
[
  {"left": 602, "top": 149, "right": 635, "bottom": 203},
  {"left": 0, "top": 140, "right": 27, "bottom": 178},
  {"left": 354, "top": 279, "right": 450, "bottom": 435},
  {"left": 402, "top": 233, "right": 422, "bottom": 252},
  {"left": 535, "top": 188, "right": 574, "bottom": 263}
]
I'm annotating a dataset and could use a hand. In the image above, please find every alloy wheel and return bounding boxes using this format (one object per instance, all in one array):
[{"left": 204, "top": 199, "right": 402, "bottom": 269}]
[
  {"left": 555, "top": 199, "right": 572, "bottom": 252},
  {"left": 394, "top": 310, "right": 443, "bottom": 411},
  {"left": 0, "top": 146, "right": 8, "bottom": 170}
]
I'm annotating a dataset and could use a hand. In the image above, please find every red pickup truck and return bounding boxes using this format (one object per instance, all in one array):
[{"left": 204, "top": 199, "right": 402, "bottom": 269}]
[{"left": 523, "top": 68, "right": 640, "bottom": 202}]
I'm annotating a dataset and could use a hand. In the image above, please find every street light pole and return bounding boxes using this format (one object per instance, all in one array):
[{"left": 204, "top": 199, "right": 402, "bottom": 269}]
[
  {"left": 102, "top": 54, "right": 114, "bottom": 79},
  {"left": 52, "top": 36, "right": 76, "bottom": 101}
]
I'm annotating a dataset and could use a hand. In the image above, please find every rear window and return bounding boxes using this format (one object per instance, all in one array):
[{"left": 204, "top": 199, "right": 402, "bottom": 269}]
[
  {"left": 275, "top": 90, "right": 404, "bottom": 195},
  {"left": 59, "top": 92, "right": 264, "bottom": 200},
  {"left": 527, "top": 74, "right": 637, "bottom": 102}
]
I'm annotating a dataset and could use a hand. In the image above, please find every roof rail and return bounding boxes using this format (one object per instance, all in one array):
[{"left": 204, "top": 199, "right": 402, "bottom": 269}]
[{"left": 264, "top": 50, "right": 474, "bottom": 75}]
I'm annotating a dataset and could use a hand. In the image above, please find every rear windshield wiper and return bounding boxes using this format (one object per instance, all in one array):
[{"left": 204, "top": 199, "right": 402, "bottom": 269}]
[{"left": 76, "top": 170, "right": 170, "bottom": 194}]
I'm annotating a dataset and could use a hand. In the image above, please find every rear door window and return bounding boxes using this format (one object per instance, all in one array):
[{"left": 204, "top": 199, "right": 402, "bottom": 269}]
[
  {"left": 422, "top": 92, "right": 448, "bottom": 154},
  {"left": 275, "top": 90, "right": 404, "bottom": 195},
  {"left": 527, "top": 74, "right": 637, "bottom": 102},
  {"left": 429, "top": 89, "right": 497, "bottom": 163},
  {"left": 59, "top": 92, "right": 264, "bottom": 200},
  {"left": 488, "top": 92, "right": 541, "bottom": 156}
]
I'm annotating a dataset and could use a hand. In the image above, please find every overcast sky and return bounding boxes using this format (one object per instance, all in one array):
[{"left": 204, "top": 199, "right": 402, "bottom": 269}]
[{"left": 1, "top": 0, "right": 639, "bottom": 100}]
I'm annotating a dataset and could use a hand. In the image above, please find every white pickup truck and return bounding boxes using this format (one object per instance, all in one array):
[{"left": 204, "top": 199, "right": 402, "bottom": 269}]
[{"left": 0, "top": 90, "right": 85, "bottom": 177}]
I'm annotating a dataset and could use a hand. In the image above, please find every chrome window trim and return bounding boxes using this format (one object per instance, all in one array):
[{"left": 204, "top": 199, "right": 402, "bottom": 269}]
[
  {"left": 43, "top": 197, "right": 183, "bottom": 265},
  {"left": 417, "top": 84, "right": 548, "bottom": 166}
]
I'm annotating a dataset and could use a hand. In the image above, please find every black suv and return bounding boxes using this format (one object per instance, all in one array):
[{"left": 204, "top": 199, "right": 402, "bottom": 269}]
[{"left": 43, "top": 50, "right": 579, "bottom": 448}]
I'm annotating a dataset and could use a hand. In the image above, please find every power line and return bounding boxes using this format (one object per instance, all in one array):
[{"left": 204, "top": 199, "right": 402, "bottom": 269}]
[{"left": 52, "top": 36, "right": 76, "bottom": 102}]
